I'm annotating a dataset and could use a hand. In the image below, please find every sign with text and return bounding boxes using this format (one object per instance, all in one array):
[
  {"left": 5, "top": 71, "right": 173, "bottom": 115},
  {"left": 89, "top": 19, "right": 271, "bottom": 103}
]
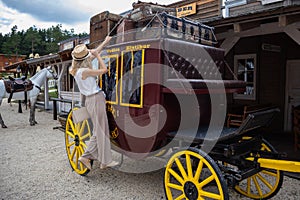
[
  {"left": 176, "top": 3, "right": 196, "bottom": 18},
  {"left": 262, "top": 43, "right": 281, "bottom": 52}
]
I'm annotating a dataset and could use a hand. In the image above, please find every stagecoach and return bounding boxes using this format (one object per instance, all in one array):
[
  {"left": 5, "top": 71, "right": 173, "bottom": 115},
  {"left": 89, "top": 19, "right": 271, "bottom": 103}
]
[{"left": 62, "top": 12, "right": 300, "bottom": 200}]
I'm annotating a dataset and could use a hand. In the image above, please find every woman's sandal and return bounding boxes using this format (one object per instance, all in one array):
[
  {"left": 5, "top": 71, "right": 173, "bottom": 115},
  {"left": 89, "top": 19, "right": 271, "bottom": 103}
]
[
  {"left": 79, "top": 157, "right": 92, "bottom": 170},
  {"left": 100, "top": 161, "right": 119, "bottom": 169}
]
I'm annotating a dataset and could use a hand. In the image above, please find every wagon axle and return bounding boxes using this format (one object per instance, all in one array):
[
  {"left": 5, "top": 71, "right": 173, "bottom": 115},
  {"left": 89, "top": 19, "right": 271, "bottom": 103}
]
[
  {"left": 74, "top": 135, "right": 80, "bottom": 146},
  {"left": 184, "top": 181, "right": 198, "bottom": 199}
]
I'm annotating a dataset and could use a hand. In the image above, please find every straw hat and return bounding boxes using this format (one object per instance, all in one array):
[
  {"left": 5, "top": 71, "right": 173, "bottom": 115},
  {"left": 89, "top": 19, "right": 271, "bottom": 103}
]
[{"left": 72, "top": 44, "right": 91, "bottom": 61}]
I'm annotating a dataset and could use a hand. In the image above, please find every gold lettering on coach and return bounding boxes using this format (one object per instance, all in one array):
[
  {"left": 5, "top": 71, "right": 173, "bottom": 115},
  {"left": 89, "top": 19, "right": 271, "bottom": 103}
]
[{"left": 126, "top": 44, "right": 150, "bottom": 51}]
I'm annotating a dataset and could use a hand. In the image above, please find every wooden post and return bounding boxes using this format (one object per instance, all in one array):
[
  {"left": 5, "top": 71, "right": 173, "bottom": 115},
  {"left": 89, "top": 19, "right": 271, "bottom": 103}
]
[
  {"left": 234, "top": 23, "right": 241, "bottom": 33},
  {"left": 18, "top": 101, "right": 22, "bottom": 113},
  {"left": 16, "top": 70, "right": 23, "bottom": 113},
  {"left": 279, "top": 15, "right": 287, "bottom": 27},
  {"left": 52, "top": 98, "right": 58, "bottom": 120}
]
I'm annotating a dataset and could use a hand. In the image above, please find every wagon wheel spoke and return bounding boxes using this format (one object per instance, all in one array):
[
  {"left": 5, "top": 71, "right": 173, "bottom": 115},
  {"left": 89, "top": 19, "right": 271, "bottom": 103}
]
[
  {"left": 194, "top": 160, "right": 203, "bottom": 181},
  {"left": 66, "top": 130, "right": 75, "bottom": 138},
  {"left": 256, "top": 173, "right": 273, "bottom": 190},
  {"left": 246, "top": 178, "right": 251, "bottom": 195},
  {"left": 198, "top": 174, "right": 215, "bottom": 188},
  {"left": 81, "top": 132, "right": 91, "bottom": 140},
  {"left": 68, "top": 118, "right": 76, "bottom": 133},
  {"left": 167, "top": 183, "right": 183, "bottom": 191},
  {"left": 67, "top": 141, "right": 75, "bottom": 148},
  {"left": 198, "top": 190, "right": 222, "bottom": 199},
  {"left": 175, "top": 158, "right": 188, "bottom": 180},
  {"left": 168, "top": 168, "right": 184, "bottom": 185},
  {"left": 79, "top": 161, "right": 84, "bottom": 170},
  {"left": 185, "top": 154, "right": 193, "bottom": 178},
  {"left": 174, "top": 193, "right": 185, "bottom": 200},
  {"left": 252, "top": 176, "right": 263, "bottom": 196},
  {"left": 78, "top": 145, "right": 85, "bottom": 156},
  {"left": 80, "top": 141, "right": 88, "bottom": 148},
  {"left": 70, "top": 146, "right": 76, "bottom": 160},
  {"left": 75, "top": 147, "right": 80, "bottom": 166},
  {"left": 78, "top": 121, "right": 88, "bottom": 136}
]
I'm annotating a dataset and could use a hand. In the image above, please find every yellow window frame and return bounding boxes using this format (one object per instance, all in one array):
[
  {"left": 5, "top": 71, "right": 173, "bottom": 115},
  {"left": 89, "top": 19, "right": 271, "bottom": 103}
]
[
  {"left": 120, "top": 49, "right": 145, "bottom": 108},
  {"left": 100, "top": 54, "right": 119, "bottom": 105}
]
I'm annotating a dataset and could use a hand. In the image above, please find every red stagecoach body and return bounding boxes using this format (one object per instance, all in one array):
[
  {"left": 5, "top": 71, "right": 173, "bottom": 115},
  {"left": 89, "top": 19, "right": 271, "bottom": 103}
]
[{"left": 100, "top": 37, "right": 246, "bottom": 156}]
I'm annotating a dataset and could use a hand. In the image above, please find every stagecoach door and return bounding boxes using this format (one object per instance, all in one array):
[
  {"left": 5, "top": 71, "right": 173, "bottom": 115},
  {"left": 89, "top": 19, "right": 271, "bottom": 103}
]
[
  {"left": 284, "top": 60, "right": 300, "bottom": 131},
  {"left": 100, "top": 50, "right": 145, "bottom": 107},
  {"left": 99, "top": 48, "right": 147, "bottom": 152}
]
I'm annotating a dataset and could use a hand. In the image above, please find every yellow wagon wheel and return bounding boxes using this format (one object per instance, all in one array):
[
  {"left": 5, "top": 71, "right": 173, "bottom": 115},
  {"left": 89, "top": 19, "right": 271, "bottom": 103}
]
[
  {"left": 65, "top": 108, "right": 92, "bottom": 176},
  {"left": 164, "top": 147, "right": 229, "bottom": 200},
  {"left": 234, "top": 138, "right": 284, "bottom": 199}
]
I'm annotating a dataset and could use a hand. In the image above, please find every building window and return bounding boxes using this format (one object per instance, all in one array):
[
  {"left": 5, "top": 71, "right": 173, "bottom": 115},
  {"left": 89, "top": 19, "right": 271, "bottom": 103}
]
[{"left": 234, "top": 54, "right": 256, "bottom": 100}]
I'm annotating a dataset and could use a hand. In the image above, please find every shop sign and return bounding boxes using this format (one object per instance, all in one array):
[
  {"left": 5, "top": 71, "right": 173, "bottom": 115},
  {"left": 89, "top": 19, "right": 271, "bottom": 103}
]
[
  {"left": 62, "top": 41, "right": 74, "bottom": 51},
  {"left": 176, "top": 3, "right": 196, "bottom": 18}
]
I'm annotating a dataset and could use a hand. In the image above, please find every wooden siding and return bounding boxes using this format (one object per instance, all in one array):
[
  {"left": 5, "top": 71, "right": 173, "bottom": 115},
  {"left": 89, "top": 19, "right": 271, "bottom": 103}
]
[
  {"left": 229, "top": 1, "right": 262, "bottom": 17},
  {"left": 227, "top": 0, "right": 300, "bottom": 17},
  {"left": 169, "top": 0, "right": 222, "bottom": 21}
]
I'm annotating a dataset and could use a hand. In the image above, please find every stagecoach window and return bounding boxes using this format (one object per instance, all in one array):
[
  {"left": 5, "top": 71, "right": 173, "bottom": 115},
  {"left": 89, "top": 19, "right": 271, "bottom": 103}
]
[
  {"left": 100, "top": 55, "right": 118, "bottom": 104},
  {"left": 234, "top": 54, "right": 256, "bottom": 100},
  {"left": 120, "top": 50, "right": 144, "bottom": 108}
]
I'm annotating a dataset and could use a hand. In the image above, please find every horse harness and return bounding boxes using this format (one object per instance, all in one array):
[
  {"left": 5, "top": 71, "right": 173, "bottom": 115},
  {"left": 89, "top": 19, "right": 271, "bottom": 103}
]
[{"left": 3, "top": 76, "right": 34, "bottom": 103}]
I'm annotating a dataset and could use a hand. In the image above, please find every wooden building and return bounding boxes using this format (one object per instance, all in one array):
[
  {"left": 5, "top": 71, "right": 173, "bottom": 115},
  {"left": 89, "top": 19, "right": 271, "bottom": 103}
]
[
  {"left": 0, "top": 54, "right": 26, "bottom": 77},
  {"left": 168, "top": 0, "right": 300, "bottom": 135}
]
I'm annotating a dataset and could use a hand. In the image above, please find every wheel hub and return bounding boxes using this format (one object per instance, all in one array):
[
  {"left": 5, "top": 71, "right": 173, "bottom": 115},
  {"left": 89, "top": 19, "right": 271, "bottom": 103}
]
[
  {"left": 184, "top": 181, "right": 198, "bottom": 200},
  {"left": 74, "top": 135, "right": 80, "bottom": 146}
]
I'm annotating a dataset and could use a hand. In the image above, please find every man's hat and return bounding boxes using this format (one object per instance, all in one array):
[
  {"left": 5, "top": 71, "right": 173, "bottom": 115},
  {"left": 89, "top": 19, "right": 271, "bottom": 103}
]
[{"left": 72, "top": 44, "right": 91, "bottom": 61}]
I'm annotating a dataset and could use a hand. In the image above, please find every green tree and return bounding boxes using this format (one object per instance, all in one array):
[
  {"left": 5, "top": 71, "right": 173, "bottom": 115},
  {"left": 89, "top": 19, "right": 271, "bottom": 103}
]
[
  {"left": 1, "top": 26, "right": 22, "bottom": 57},
  {"left": 0, "top": 33, "right": 4, "bottom": 51},
  {"left": 23, "top": 26, "right": 42, "bottom": 57},
  {"left": 0, "top": 24, "right": 88, "bottom": 58}
]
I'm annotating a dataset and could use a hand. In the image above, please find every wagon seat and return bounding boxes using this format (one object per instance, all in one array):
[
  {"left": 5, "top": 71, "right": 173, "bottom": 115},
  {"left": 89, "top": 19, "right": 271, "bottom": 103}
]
[{"left": 162, "top": 38, "right": 246, "bottom": 94}]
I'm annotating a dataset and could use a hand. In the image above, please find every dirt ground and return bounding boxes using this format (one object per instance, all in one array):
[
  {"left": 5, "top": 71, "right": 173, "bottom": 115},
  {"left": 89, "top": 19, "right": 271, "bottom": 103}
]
[{"left": 0, "top": 100, "right": 299, "bottom": 199}]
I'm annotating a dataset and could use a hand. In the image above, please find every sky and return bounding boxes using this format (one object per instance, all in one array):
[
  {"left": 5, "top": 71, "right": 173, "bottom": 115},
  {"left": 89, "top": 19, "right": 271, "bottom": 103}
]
[{"left": 0, "top": 0, "right": 179, "bottom": 35}]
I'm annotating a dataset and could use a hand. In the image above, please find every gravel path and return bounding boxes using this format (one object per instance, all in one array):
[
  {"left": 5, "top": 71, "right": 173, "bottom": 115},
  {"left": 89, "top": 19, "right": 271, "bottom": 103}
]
[{"left": 0, "top": 101, "right": 299, "bottom": 199}]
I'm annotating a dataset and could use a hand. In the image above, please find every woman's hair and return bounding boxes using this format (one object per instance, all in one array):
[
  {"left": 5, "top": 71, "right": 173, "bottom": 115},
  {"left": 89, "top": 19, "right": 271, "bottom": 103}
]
[{"left": 69, "top": 57, "right": 92, "bottom": 76}]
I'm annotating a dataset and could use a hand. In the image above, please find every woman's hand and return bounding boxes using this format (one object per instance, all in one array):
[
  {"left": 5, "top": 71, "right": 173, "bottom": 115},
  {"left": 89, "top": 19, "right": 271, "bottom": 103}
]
[
  {"left": 90, "top": 49, "right": 98, "bottom": 57},
  {"left": 90, "top": 36, "right": 112, "bottom": 60},
  {"left": 103, "top": 36, "right": 112, "bottom": 46}
]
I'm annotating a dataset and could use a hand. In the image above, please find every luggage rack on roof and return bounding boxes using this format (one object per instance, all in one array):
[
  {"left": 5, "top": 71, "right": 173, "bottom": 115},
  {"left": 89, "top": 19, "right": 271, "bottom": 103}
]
[
  {"left": 159, "top": 12, "right": 217, "bottom": 45},
  {"left": 91, "top": 12, "right": 218, "bottom": 48},
  {"left": 129, "top": 12, "right": 218, "bottom": 46}
]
